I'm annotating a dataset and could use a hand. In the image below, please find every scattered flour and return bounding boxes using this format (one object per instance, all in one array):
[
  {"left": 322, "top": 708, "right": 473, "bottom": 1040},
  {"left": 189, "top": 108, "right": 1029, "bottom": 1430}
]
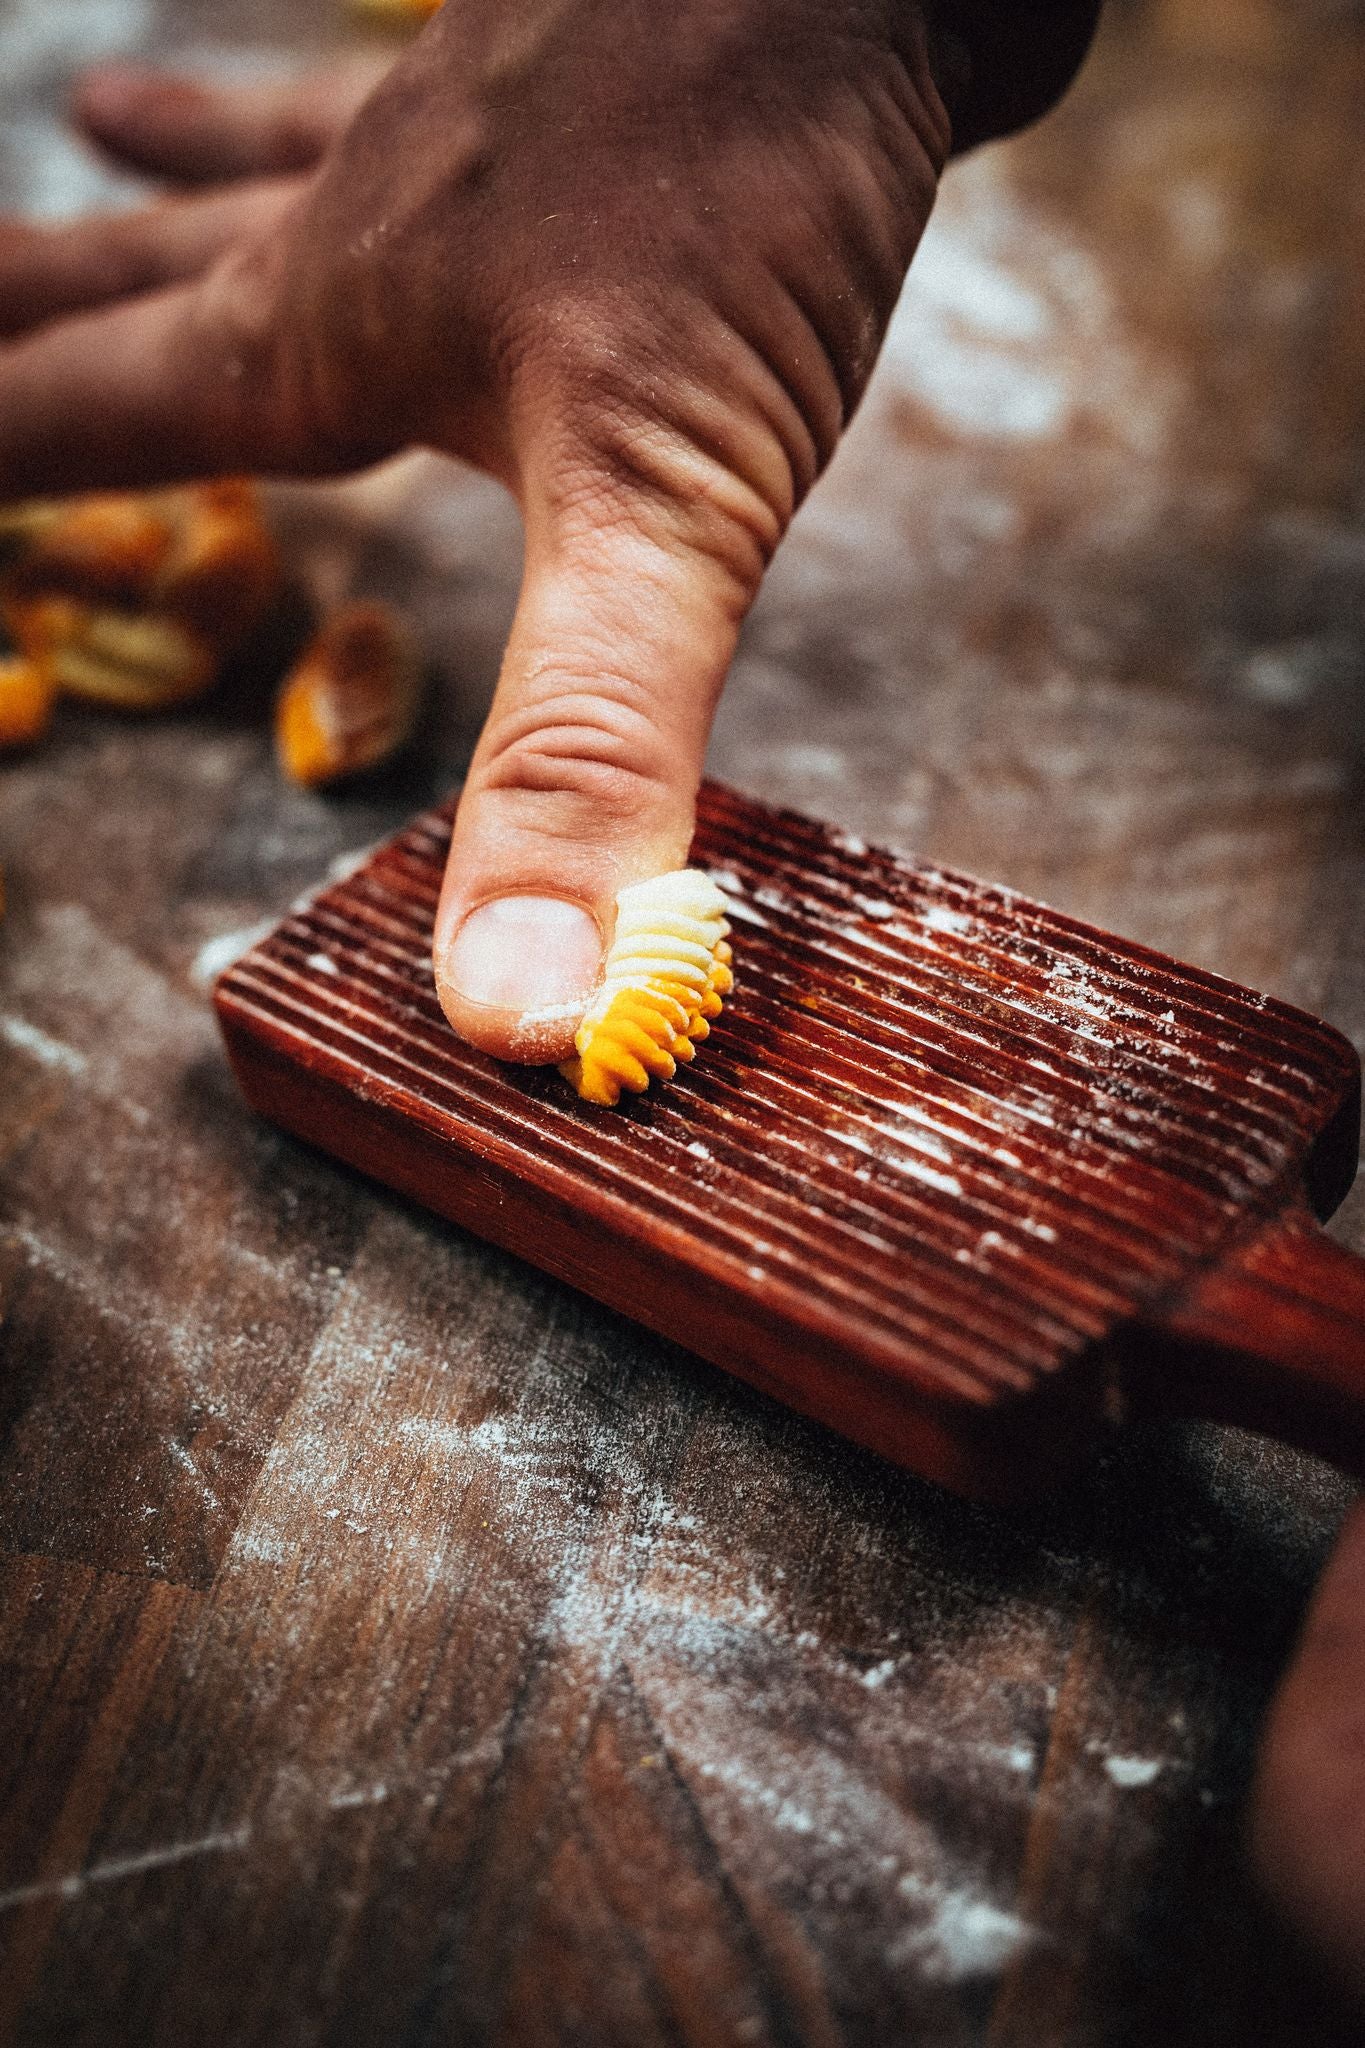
[
  {"left": 1020, "top": 1218, "right": 1059, "bottom": 1244},
  {"left": 191, "top": 919, "right": 279, "bottom": 990},
  {"left": 724, "top": 898, "right": 771, "bottom": 929},
  {"left": 326, "top": 844, "right": 380, "bottom": 885},
  {"left": 0, "top": 1827, "right": 250, "bottom": 1915},
  {"left": 1, "top": 1014, "right": 88, "bottom": 1077},
  {"left": 921, "top": 904, "right": 973, "bottom": 937},
  {"left": 893, "top": 1878, "right": 1037, "bottom": 1984},
  {"left": 829, "top": 830, "right": 868, "bottom": 858},
  {"left": 328, "top": 1784, "right": 390, "bottom": 1812},
  {"left": 1104, "top": 1755, "right": 1165, "bottom": 1790},
  {"left": 885, "top": 1157, "right": 962, "bottom": 1199}
]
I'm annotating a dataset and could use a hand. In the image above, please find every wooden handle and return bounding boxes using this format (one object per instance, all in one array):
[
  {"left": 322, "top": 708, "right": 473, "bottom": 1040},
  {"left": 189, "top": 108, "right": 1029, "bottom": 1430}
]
[{"left": 1132, "top": 1202, "right": 1365, "bottom": 1480}]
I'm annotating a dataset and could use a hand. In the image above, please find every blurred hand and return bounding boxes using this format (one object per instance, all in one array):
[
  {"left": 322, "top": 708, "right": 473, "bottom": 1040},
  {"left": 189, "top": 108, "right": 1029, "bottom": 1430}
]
[
  {"left": 1253, "top": 1500, "right": 1365, "bottom": 2004},
  {"left": 0, "top": 0, "right": 948, "bottom": 1056}
]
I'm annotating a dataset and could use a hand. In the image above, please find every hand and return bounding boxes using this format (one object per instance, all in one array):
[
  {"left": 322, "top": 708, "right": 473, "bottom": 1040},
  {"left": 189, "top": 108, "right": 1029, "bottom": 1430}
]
[
  {"left": 15, "top": 24, "right": 1361, "bottom": 2012},
  {"left": 1253, "top": 1500, "right": 1365, "bottom": 2003},
  {"left": 0, "top": 57, "right": 389, "bottom": 342},
  {"left": 0, "top": 1, "right": 950, "bottom": 1057}
]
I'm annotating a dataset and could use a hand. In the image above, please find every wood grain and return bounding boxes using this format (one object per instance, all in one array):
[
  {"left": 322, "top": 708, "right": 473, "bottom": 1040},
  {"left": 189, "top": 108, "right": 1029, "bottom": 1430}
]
[{"left": 2, "top": 0, "right": 1365, "bottom": 2043}]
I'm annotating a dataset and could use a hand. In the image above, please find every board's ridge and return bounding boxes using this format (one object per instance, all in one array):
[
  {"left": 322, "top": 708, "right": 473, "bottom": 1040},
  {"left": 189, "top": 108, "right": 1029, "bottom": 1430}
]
[{"left": 216, "top": 786, "right": 1358, "bottom": 1422}]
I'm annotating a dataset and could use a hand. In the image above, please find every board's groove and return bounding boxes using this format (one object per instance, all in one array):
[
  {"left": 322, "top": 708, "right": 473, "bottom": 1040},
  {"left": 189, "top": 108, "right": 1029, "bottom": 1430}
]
[
  {"left": 334, "top": 827, "right": 1330, "bottom": 1166},
  {"left": 249, "top": 927, "right": 1219, "bottom": 1297},
  {"left": 711, "top": 978, "right": 1292, "bottom": 1202},
  {"left": 295, "top": 874, "right": 1303, "bottom": 1198},
  {"left": 224, "top": 989, "right": 1035, "bottom": 1409},
  {"left": 220, "top": 972, "right": 1052, "bottom": 1384},
  {"left": 264, "top": 918, "right": 1209, "bottom": 1254},
  {"left": 215, "top": 783, "right": 1361, "bottom": 1487},
  {"left": 343, "top": 823, "right": 1342, "bottom": 1146},
  {"left": 270, "top": 905, "right": 1297, "bottom": 1224},
  {"left": 658, "top": 1054, "right": 1178, "bottom": 1297},
  {"left": 225, "top": 967, "right": 1104, "bottom": 1374},
  {"left": 247, "top": 898, "right": 1319, "bottom": 1272},
  {"left": 697, "top": 804, "right": 1338, "bottom": 1071},
  {"left": 713, "top": 918, "right": 1317, "bottom": 1142},
  {"left": 353, "top": 840, "right": 1325, "bottom": 1112}
]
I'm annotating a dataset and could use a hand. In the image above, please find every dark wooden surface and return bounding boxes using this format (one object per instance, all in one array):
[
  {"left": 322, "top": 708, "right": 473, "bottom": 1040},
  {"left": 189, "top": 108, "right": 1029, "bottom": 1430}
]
[
  {"left": 216, "top": 785, "right": 1364, "bottom": 1501},
  {"left": 2, "top": 0, "right": 1364, "bottom": 2042}
]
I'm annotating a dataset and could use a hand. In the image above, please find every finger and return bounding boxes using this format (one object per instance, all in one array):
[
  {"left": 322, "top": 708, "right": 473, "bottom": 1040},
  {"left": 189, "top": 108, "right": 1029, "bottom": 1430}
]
[
  {"left": 0, "top": 263, "right": 297, "bottom": 500},
  {"left": 432, "top": 453, "right": 772, "bottom": 1064},
  {"left": 1251, "top": 1499, "right": 1365, "bottom": 2000},
  {"left": 0, "top": 179, "right": 300, "bottom": 342},
  {"left": 72, "top": 59, "right": 389, "bottom": 187}
]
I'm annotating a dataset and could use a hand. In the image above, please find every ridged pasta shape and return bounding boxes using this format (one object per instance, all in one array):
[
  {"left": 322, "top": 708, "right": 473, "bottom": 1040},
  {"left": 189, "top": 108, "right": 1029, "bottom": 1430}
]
[{"left": 561, "top": 870, "right": 734, "bottom": 1106}]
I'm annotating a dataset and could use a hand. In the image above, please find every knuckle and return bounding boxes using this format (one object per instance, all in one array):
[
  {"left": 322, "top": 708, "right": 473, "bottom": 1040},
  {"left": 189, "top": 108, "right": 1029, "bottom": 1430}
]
[
  {"left": 190, "top": 226, "right": 384, "bottom": 475},
  {"left": 477, "top": 676, "right": 678, "bottom": 832},
  {"left": 541, "top": 376, "right": 789, "bottom": 608},
  {"left": 190, "top": 237, "right": 285, "bottom": 408}
]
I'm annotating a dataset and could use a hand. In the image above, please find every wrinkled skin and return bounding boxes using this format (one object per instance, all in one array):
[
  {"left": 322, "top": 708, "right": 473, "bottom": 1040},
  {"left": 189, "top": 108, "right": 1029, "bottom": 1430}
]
[
  {"left": 1, "top": 9, "right": 1361, "bottom": 2008},
  {"left": 0, "top": 0, "right": 947, "bottom": 1050}
]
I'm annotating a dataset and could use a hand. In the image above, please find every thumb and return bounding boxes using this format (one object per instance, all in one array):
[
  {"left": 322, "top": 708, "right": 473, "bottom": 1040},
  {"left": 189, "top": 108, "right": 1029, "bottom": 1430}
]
[{"left": 433, "top": 489, "right": 757, "bottom": 1063}]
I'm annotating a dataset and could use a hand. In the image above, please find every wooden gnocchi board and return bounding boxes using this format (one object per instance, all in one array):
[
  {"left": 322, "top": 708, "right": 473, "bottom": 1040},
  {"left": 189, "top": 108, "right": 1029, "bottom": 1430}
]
[{"left": 214, "top": 782, "right": 1365, "bottom": 1500}]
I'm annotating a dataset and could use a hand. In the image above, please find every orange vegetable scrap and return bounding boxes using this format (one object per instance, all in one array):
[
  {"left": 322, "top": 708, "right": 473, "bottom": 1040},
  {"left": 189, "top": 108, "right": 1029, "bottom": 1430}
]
[
  {"left": 0, "top": 481, "right": 280, "bottom": 712},
  {"left": 21, "top": 607, "right": 216, "bottom": 712},
  {"left": 0, "top": 653, "right": 56, "bottom": 750},
  {"left": 275, "top": 600, "right": 421, "bottom": 788},
  {"left": 561, "top": 870, "right": 734, "bottom": 1107},
  {"left": 156, "top": 480, "right": 281, "bottom": 645},
  {"left": 3, "top": 493, "right": 174, "bottom": 604},
  {"left": 349, "top": 0, "right": 443, "bottom": 23}
]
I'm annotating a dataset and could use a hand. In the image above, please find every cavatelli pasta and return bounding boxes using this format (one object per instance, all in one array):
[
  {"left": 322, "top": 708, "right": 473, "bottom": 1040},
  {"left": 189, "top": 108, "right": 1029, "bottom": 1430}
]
[{"left": 561, "top": 870, "right": 734, "bottom": 1106}]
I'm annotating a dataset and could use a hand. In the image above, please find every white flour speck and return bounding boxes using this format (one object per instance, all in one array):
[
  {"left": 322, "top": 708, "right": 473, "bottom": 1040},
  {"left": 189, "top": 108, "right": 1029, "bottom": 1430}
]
[
  {"left": 894, "top": 1874, "right": 1036, "bottom": 1983},
  {"left": 326, "top": 844, "right": 379, "bottom": 884},
  {"left": 725, "top": 899, "right": 770, "bottom": 929},
  {"left": 1104, "top": 1755, "right": 1164, "bottom": 1789},
  {"left": 1, "top": 1014, "right": 88, "bottom": 1077},
  {"left": 329, "top": 1784, "right": 389, "bottom": 1811},
  {"left": 191, "top": 920, "right": 278, "bottom": 989},
  {"left": 922, "top": 904, "right": 972, "bottom": 937}
]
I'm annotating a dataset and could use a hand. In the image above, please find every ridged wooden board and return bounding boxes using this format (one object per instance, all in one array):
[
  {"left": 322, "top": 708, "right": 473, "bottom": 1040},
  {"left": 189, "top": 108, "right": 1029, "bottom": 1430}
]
[{"left": 214, "top": 781, "right": 1365, "bottom": 1499}]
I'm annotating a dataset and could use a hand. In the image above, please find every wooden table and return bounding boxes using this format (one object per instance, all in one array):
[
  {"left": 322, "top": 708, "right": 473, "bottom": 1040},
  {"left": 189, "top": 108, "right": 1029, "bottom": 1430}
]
[{"left": 2, "top": 2, "right": 1363, "bottom": 2041}]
